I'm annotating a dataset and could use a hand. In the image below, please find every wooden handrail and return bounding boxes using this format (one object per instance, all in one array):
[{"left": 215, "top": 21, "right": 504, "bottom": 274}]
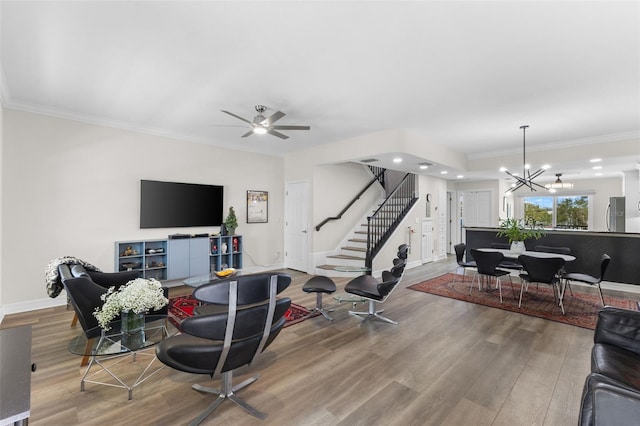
[{"left": 315, "top": 169, "right": 385, "bottom": 231}]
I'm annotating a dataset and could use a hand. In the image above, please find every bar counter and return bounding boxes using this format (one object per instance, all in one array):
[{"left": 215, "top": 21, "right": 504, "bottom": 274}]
[{"left": 464, "top": 227, "right": 640, "bottom": 285}]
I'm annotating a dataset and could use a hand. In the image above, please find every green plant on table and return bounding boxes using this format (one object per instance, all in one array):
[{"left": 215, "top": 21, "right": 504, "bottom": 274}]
[{"left": 496, "top": 217, "right": 545, "bottom": 243}]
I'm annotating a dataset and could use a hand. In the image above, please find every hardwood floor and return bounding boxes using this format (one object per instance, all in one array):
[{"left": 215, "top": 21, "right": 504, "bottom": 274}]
[{"left": 2, "top": 256, "right": 604, "bottom": 425}]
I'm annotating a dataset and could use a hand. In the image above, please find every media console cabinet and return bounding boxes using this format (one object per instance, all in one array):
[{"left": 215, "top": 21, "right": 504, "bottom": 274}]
[{"left": 115, "top": 235, "right": 242, "bottom": 281}]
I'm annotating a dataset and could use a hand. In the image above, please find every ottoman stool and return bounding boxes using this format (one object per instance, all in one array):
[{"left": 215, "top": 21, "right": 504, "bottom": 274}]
[{"left": 302, "top": 276, "right": 337, "bottom": 321}]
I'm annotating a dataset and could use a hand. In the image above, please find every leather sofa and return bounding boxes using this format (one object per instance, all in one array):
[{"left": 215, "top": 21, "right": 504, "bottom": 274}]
[{"left": 579, "top": 306, "right": 640, "bottom": 425}]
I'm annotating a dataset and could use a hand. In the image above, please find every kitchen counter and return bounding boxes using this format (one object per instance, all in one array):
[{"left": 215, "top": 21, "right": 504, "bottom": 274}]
[{"left": 464, "top": 227, "right": 640, "bottom": 285}]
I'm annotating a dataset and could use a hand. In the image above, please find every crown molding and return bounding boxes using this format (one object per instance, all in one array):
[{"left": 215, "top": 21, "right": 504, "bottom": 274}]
[{"left": 468, "top": 131, "right": 640, "bottom": 161}]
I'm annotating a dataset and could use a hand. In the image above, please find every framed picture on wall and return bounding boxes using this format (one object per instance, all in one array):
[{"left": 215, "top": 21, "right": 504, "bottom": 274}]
[{"left": 247, "top": 190, "right": 268, "bottom": 223}]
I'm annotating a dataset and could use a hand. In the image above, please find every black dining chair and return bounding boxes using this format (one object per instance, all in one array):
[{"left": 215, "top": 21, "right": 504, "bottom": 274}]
[
  {"left": 469, "top": 249, "right": 515, "bottom": 303},
  {"left": 518, "top": 255, "right": 566, "bottom": 314},
  {"left": 564, "top": 254, "right": 611, "bottom": 306},
  {"left": 453, "top": 243, "right": 476, "bottom": 285},
  {"left": 534, "top": 245, "right": 572, "bottom": 293},
  {"left": 490, "top": 242, "right": 523, "bottom": 271}
]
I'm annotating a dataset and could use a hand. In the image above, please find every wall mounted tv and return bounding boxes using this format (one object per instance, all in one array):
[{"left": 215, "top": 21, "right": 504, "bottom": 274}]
[{"left": 140, "top": 180, "right": 224, "bottom": 228}]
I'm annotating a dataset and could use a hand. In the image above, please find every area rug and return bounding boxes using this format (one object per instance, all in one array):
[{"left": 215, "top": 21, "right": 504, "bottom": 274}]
[
  {"left": 408, "top": 273, "right": 637, "bottom": 330},
  {"left": 167, "top": 295, "right": 318, "bottom": 329}
]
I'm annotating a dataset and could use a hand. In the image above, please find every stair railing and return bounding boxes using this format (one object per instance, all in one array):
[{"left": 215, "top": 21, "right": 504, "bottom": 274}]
[
  {"left": 315, "top": 168, "right": 386, "bottom": 231},
  {"left": 365, "top": 173, "right": 418, "bottom": 271}
]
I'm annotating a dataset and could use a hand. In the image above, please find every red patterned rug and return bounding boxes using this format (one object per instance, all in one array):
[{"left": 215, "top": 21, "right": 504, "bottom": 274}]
[
  {"left": 408, "top": 273, "right": 638, "bottom": 330},
  {"left": 168, "top": 295, "right": 318, "bottom": 329}
]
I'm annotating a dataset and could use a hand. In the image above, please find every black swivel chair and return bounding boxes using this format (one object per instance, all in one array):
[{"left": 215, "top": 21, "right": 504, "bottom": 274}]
[
  {"left": 156, "top": 273, "right": 291, "bottom": 424},
  {"left": 453, "top": 243, "right": 476, "bottom": 285},
  {"left": 469, "top": 249, "right": 515, "bottom": 303},
  {"left": 344, "top": 244, "right": 408, "bottom": 325},
  {"left": 565, "top": 254, "right": 611, "bottom": 306},
  {"left": 518, "top": 255, "right": 566, "bottom": 314}
]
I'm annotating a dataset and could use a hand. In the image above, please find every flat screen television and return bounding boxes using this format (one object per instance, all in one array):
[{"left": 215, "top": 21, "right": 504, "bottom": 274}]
[{"left": 140, "top": 180, "right": 224, "bottom": 228}]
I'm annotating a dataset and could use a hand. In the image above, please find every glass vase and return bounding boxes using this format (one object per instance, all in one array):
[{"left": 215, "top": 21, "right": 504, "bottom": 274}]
[{"left": 121, "top": 310, "right": 145, "bottom": 349}]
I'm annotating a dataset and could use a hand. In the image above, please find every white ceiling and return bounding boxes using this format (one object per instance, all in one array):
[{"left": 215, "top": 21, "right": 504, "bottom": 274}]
[{"left": 1, "top": 1, "right": 639, "bottom": 183}]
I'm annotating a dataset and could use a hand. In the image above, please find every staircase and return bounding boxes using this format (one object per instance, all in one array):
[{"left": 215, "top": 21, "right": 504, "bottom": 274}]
[
  {"left": 316, "top": 195, "right": 416, "bottom": 276},
  {"left": 314, "top": 168, "right": 418, "bottom": 277}
]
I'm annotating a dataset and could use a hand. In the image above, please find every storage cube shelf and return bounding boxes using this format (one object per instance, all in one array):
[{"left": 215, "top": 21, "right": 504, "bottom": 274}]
[
  {"left": 116, "top": 235, "right": 243, "bottom": 281},
  {"left": 115, "top": 239, "right": 168, "bottom": 281},
  {"left": 210, "top": 235, "right": 243, "bottom": 271}
]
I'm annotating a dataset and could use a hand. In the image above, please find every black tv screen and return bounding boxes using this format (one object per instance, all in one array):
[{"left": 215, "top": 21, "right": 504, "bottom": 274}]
[{"left": 140, "top": 180, "right": 224, "bottom": 228}]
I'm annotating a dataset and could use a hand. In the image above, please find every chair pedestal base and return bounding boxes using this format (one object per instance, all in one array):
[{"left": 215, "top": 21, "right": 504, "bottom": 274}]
[
  {"left": 190, "top": 371, "right": 265, "bottom": 425},
  {"left": 349, "top": 300, "right": 398, "bottom": 325},
  {"left": 309, "top": 292, "right": 334, "bottom": 321}
]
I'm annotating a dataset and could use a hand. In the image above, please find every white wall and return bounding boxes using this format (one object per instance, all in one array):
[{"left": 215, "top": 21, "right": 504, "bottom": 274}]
[
  {"left": 1, "top": 110, "right": 284, "bottom": 313},
  {"left": 0, "top": 104, "right": 4, "bottom": 322}
]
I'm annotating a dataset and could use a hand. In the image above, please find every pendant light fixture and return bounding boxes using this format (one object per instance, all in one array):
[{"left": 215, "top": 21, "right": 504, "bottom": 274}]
[
  {"left": 503, "top": 125, "right": 550, "bottom": 193},
  {"left": 545, "top": 173, "right": 574, "bottom": 192}
]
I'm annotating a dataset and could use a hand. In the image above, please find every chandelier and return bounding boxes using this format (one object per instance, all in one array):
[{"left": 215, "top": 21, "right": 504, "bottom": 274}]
[
  {"left": 545, "top": 173, "right": 574, "bottom": 192},
  {"left": 503, "top": 125, "right": 549, "bottom": 193}
]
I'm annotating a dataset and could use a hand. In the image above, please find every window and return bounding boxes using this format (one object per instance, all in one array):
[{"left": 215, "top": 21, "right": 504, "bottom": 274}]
[{"left": 523, "top": 195, "right": 590, "bottom": 230}]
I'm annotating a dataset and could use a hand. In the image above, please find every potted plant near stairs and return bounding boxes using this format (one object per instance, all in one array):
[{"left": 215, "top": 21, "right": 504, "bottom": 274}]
[
  {"left": 496, "top": 217, "right": 545, "bottom": 253},
  {"left": 225, "top": 206, "right": 238, "bottom": 235}
]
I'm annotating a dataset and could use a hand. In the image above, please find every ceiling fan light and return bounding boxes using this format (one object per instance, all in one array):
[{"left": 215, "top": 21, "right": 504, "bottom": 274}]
[{"left": 253, "top": 126, "right": 268, "bottom": 135}]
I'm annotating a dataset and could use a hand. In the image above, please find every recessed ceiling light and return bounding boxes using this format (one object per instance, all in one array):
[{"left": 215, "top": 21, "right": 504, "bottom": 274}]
[
  {"left": 592, "top": 165, "right": 603, "bottom": 170},
  {"left": 440, "top": 171, "right": 448, "bottom": 174},
  {"left": 457, "top": 175, "right": 464, "bottom": 179},
  {"left": 595, "top": 172, "right": 603, "bottom": 176},
  {"left": 541, "top": 164, "right": 551, "bottom": 170},
  {"left": 393, "top": 157, "right": 402, "bottom": 163},
  {"left": 419, "top": 165, "right": 428, "bottom": 170},
  {"left": 499, "top": 167, "right": 507, "bottom": 172},
  {"left": 590, "top": 158, "right": 602, "bottom": 163}
]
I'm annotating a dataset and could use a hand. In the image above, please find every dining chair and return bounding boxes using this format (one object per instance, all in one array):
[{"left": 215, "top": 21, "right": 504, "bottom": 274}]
[
  {"left": 469, "top": 249, "right": 515, "bottom": 303},
  {"left": 534, "top": 245, "right": 572, "bottom": 294},
  {"left": 453, "top": 243, "right": 476, "bottom": 285},
  {"left": 490, "top": 242, "right": 523, "bottom": 271},
  {"left": 518, "top": 255, "right": 566, "bottom": 314},
  {"left": 564, "top": 254, "right": 611, "bottom": 306}
]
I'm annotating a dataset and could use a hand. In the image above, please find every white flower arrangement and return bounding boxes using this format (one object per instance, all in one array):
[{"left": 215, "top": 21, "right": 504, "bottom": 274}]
[{"left": 93, "top": 278, "right": 168, "bottom": 330}]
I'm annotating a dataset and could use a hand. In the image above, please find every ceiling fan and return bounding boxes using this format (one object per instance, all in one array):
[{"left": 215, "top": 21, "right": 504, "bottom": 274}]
[{"left": 220, "top": 105, "right": 310, "bottom": 140}]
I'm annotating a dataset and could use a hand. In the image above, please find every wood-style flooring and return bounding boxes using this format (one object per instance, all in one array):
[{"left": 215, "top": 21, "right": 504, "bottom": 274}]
[{"left": 2, "top": 256, "right": 622, "bottom": 425}]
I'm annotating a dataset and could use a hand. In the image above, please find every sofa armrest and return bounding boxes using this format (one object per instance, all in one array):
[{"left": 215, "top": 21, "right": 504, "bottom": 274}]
[
  {"left": 594, "top": 306, "right": 640, "bottom": 356},
  {"left": 594, "top": 381, "right": 640, "bottom": 424},
  {"left": 580, "top": 372, "right": 640, "bottom": 426}
]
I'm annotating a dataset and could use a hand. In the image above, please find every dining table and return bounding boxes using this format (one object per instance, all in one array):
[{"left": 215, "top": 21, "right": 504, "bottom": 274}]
[{"left": 476, "top": 248, "right": 576, "bottom": 262}]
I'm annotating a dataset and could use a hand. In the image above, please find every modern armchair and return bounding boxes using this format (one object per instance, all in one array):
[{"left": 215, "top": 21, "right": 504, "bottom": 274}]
[
  {"left": 59, "top": 264, "right": 162, "bottom": 366},
  {"left": 155, "top": 273, "right": 292, "bottom": 424},
  {"left": 344, "top": 244, "right": 408, "bottom": 325},
  {"left": 579, "top": 306, "right": 640, "bottom": 425}
]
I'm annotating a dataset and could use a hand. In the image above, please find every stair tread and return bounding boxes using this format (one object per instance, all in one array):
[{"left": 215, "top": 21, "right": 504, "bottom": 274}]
[
  {"left": 342, "top": 246, "right": 366, "bottom": 252},
  {"left": 327, "top": 254, "right": 365, "bottom": 260}
]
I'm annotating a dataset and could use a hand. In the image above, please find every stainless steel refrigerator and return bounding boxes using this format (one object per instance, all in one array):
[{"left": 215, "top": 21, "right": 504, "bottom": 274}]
[{"left": 607, "top": 196, "right": 625, "bottom": 232}]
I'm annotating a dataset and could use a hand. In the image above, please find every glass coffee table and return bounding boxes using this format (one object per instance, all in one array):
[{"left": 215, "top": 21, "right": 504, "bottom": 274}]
[
  {"left": 68, "top": 315, "right": 171, "bottom": 399},
  {"left": 183, "top": 270, "right": 239, "bottom": 287}
]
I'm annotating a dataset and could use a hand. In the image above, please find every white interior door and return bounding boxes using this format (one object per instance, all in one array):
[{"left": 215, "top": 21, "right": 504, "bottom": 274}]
[
  {"left": 421, "top": 219, "right": 433, "bottom": 264},
  {"left": 284, "top": 181, "right": 309, "bottom": 272}
]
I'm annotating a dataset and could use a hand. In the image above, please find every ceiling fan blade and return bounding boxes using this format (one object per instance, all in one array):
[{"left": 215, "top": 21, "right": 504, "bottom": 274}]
[
  {"left": 221, "top": 110, "right": 252, "bottom": 124},
  {"left": 272, "top": 125, "right": 311, "bottom": 131},
  {"left": 240, "top": 129, "right": 254, "bottom": 138},
  {"left": 267, "top": 129, "right": 289, "bottom": 139},
  {"left": 265, "top": 111, "right": 286, "bottom": 125}
]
